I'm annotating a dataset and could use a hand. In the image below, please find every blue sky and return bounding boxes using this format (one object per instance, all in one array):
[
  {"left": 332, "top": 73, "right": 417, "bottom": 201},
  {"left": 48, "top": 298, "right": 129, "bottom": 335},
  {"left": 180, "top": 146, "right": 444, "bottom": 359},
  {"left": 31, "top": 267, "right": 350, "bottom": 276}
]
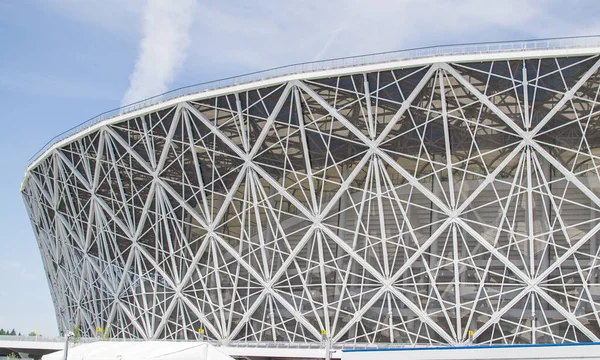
[{"left": 1, "top": 0, "right": 599, "bottom": 337}]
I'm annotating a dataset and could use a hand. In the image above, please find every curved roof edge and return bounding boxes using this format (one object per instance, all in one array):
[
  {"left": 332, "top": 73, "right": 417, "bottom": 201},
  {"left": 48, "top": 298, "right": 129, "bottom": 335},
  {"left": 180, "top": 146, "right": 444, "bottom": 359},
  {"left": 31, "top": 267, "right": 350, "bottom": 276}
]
[{"left": 21, "top": 36, "right": 600, "bottom": 191}]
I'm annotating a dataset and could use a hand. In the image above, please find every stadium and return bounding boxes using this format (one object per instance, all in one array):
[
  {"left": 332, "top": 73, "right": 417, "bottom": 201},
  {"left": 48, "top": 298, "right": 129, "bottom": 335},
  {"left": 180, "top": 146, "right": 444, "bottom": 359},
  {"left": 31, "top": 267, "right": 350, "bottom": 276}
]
[{"left": 20, "top": 37, "right": 600, "bottom": 354}]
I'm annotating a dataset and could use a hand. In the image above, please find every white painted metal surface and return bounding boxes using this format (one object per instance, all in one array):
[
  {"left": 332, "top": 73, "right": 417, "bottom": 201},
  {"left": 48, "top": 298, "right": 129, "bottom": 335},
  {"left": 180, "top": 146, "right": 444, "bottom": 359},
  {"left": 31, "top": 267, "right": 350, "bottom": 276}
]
[{"left": 21, "top": 39, "right": 600, "bottom": 350}]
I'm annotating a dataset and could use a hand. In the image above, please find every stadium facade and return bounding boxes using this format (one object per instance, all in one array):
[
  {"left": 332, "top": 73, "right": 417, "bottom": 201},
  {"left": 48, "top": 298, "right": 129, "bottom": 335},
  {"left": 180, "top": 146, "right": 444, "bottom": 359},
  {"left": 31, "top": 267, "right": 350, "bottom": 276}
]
[{"left": 21, "top": 38, "right": 600, "bottom": 349}]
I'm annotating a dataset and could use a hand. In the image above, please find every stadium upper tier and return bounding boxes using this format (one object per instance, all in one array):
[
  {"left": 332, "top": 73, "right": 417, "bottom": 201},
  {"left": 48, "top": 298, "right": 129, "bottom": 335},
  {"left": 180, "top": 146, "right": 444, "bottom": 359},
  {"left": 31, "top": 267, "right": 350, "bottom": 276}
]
[{"left": 21, "top": 37, "right": 600, "bottom": 348}]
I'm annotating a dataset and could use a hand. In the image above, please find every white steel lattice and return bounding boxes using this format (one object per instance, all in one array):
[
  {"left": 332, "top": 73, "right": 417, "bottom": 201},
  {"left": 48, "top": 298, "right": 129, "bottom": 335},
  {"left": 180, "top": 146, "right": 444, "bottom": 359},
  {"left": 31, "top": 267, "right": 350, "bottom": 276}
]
[{"left": 21, "top": 52, "right": 600, "bottom": 346}]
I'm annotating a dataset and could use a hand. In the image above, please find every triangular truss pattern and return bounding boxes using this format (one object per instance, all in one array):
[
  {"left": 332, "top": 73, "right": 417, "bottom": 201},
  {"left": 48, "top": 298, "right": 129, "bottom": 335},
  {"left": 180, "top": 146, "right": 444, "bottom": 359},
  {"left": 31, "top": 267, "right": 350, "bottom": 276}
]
[{"left": 22, "top": 54, "right": 600, "bottom": 345}]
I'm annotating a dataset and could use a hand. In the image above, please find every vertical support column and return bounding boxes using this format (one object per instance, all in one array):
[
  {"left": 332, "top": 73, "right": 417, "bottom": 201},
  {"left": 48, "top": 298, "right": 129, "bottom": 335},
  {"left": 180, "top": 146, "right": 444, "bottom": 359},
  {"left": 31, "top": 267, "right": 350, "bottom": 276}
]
[
  {"left": 336, "top": 164, "right": 350, "bottom": 296},
  {"left": 265, "top": 181, "right": 278, "bottom": 268},
  {"left": 316, "top": 230, "right": 331, "bottom": 337},
  {"left": 268, "top": 294, "right": 277, "bottom": 341},
  {"left": 523, "top": 61, "right": 531, "bottom": 130},
  {"left": 363, "top": 74, "right": 376, "bottom": 139},
  {"left": 591, "top": 202, "right": 598, "bottom": 284},
  {"left": 214, "top": 194, "right": 225, "bottom": 235},
  {"left": 440, "top": 69, "right": 461, "bottom": 340},
  {"left": 424, "top": 154, "right": 443, "bottom": 338},
  {"left": 540, "top": 158, "right": 551, "bottom": 283},
  {"left": 428, "top": 153, "right": 442, "bottom": 332},
  {"left": 374, "top": 157, "right": 390, "bottom": 278},
  {"left": 248, "top": 170, "right": 271, "bottom": 282},
  {"left": 184, "top": 208, "right": 193, "bottom": 249},
  {"left": 452, "top": 224, "right": 462, "bottom": 340},
  {"left": 295, "top": 87, "right": 319, "bottom": 214},
  {"left": 235, "top": 93, "right": 250, "bottom": 153},
  {"left": 460, "top": 235, "right": 467, "bottom": 285},
  {"left": 429, "top": 154, "right": 442, "bottom": 264},
  {"left": 440, "top": 70, "right": 456, "bottom": 210},
  {"left": 211, "top": 191, "right": 227, "bottom": 338},
  {"left": 387, "top": 292, "right": 394, "bottom": 343},
  {"left": 526, "top": 147, "right": 536, "bottom": 344}
]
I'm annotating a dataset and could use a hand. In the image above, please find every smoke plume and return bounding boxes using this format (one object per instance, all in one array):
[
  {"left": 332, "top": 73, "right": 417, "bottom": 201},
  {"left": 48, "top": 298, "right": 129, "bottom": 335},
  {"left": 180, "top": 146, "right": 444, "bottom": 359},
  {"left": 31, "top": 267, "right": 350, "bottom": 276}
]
[{"left": 122, "top": 0, "right": 196, "bottom": 106}]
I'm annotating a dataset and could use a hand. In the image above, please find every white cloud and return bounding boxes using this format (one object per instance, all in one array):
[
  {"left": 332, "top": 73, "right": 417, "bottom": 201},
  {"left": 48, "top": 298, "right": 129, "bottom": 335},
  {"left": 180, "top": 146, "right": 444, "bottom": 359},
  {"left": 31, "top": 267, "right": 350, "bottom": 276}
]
[
  {"left": 122, "top": 0, "right": 197, "bottom": 105},
  {"left": 181, "top": 0, "right": 600, "bottom": 77},
  {"left": 34, "top": 0, "right": 600, "bottom": 102}
]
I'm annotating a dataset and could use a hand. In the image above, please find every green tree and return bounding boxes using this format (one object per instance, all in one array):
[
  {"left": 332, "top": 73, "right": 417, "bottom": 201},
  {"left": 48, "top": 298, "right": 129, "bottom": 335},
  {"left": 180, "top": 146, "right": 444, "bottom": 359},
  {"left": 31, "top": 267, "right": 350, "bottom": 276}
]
[
  {"left": 71, "top": 325, "right": 82, "bottom": 344},
  {"left": 28, "top": 331, "right": 37, "bottom": 336},
  {"left": 99, "top": 329, "right": 110, "bottom": 341}
]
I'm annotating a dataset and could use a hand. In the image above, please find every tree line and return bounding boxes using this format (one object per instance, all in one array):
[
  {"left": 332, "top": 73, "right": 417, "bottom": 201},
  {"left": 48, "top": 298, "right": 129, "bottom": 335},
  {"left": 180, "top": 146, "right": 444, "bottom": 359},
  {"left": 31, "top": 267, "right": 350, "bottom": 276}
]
[
  {"left": 0, "top": 328, "right": 39, "bottom": 336},
  {"left": 0, "top": 329, "right": 20, "bottom": 336}
]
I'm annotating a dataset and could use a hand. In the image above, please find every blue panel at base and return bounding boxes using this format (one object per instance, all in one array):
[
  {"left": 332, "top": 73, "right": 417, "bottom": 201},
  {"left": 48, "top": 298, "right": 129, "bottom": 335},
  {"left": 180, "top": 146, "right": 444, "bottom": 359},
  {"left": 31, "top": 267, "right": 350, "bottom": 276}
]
[{"left": 342, "top": 342, "right": 600, "bottom": 353}]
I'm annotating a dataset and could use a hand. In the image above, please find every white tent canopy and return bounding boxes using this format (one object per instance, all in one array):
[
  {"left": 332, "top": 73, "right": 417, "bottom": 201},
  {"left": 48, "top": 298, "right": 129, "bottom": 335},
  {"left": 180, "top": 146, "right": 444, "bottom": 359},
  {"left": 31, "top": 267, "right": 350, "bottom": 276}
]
[{"left": 42, "top": 341, "right": 234, "bottom": 360}]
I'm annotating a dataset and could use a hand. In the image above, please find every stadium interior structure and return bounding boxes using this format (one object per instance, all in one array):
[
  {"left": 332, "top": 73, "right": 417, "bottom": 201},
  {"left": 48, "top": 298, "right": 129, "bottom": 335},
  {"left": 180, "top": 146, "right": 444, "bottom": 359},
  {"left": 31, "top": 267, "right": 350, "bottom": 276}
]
[{"left": 21, "top": 39, "right": 600, "bottom": 350}]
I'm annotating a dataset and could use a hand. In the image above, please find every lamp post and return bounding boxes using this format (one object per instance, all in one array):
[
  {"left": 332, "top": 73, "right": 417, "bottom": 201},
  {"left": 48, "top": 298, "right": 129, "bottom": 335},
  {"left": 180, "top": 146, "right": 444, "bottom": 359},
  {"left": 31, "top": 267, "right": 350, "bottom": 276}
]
[
  {"left": 322, "top": 330, "right": 330, "bottom": 360},
  {"left": 63, "top": 331, "right": 74, "bottom": 360}
]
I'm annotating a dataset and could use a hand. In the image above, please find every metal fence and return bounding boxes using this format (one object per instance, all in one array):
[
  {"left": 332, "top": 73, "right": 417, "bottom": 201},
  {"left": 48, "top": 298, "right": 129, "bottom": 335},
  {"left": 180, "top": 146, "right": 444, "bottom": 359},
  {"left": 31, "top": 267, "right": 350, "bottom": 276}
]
[
  {"left": 0, "top": 335, "right": 482, "bottom": 352},
  {"left": 26, "top": 35, "right": 600, "bottom": 167},
  {"left": 0, "top": 335, "right": 94, "bottom": 343},
  {"left": 0, "top": 335, "right": 61, "bottom": 342}
]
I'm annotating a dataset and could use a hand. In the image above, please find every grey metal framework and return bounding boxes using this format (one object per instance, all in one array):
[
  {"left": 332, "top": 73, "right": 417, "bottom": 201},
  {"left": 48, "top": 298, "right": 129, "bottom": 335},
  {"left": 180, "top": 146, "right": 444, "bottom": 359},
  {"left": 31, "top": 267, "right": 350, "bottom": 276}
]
[{"left": 21, "top": 46, "right": 600, "bottom": 347}]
